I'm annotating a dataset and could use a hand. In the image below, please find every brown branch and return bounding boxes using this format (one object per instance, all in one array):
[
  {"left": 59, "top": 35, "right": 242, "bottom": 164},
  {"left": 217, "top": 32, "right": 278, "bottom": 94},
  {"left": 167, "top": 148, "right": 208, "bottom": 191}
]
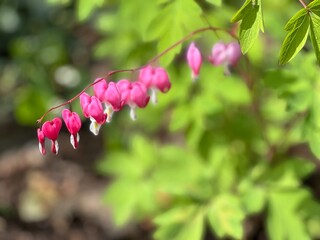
[{"left": 37, "top": 26, "right": 238, "bottom": 124}]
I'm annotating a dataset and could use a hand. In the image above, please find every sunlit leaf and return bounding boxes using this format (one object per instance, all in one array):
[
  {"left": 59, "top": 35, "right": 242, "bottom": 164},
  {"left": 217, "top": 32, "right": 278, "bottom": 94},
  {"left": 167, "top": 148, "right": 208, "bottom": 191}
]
[
  {"left": 231, "top": 0, "right": 264, "bottom": 53},
  {"left": 309, "top": 13, "right": 320, "bottom": 64},
  {"left": 279, "top": 10, "right": 310, "bottom": 64},
  {"left": 207, "top": 194, "right": 245, "bottom": 239},
  {"left": 206, "top": 0, "right": 222, "bottom": 6},
  {"left": 77, "top": 0, "right": 104, "bottom": 21}
]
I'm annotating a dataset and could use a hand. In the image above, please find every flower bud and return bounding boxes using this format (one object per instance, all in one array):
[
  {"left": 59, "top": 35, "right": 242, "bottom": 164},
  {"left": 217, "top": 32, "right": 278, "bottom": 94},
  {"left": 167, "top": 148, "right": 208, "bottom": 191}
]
[{"left": 186, "top": 42, "right": 202, "bottom": 80}]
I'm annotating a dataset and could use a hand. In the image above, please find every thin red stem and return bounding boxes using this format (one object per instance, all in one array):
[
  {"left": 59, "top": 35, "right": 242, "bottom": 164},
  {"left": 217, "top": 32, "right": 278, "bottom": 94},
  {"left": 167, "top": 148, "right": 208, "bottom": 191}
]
[
  {"left": 299, "top": 0, "right": 308, "bottom": 9},
  {"left": 37, "top": 26, "right": 237, "bottom": 124}
]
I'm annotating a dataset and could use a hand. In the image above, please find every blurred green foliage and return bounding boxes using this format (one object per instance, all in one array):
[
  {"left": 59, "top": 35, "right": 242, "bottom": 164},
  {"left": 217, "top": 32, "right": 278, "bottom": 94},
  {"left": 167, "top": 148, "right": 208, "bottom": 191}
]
[{"left": 3, "top": 0, "right": 320, "bottom": 239}]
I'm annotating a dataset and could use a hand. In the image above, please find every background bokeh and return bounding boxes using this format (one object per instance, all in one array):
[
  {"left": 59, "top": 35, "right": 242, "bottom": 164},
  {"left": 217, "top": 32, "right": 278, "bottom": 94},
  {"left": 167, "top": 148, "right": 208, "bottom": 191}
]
[{"left": 1, "top": 0, "right": 320, "bottom": 240}]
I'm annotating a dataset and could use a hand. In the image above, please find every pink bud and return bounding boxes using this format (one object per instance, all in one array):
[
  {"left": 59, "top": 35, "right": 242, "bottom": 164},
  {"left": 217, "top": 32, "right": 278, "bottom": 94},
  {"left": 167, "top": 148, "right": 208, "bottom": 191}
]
[
  {"left": 42, "top": 118, "right": 62, "bottom": 154},
  {"left": 37, "top": 128, "right": 46, "bottom": 155},
  {"left": 187, "top": 42, "right": 202, "bottom": 80},
  {"left": 93, "top": 78, "right": 108, "bottom": 101},
  {"left": 209, "top": 42, "right": 228, "bottom": 66},
  {"left": 226, "top": 42, "right": 241, "bottom": 66},
  {"left": 209, "top": 41, "right": 242, "bottom": 68},
  {"left": 80, "top": 92, "right": 106, "bottom": 135},
  {"left": 62, "top": 109, "right": 82, "bottom": 149}
]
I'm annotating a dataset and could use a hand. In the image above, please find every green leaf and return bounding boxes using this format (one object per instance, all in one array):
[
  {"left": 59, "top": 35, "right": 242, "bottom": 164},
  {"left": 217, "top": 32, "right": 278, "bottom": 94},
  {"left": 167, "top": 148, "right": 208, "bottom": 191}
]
[
  {"left": 308, "top": 0, "right": 320, "bottom": 9},
  {"left": 154, "top": 205, "right": 204, "bottom": 240},
  {"left": 239, "top": 181, "right": 266, "bottom": 214},
  {"left": 231, "top": 0, "right": 252, "bottom": 23},
  {"left": 103, "top": 179, "right": 138, "bottom": 226},
  {"left": 145, "top": 0, "right": 203, "bottom": 66},
  {"left": 267, "top": 190, "right": 310, "bottom": 240},
  {"left": 77, "top": 0, "right": 104, "bottom": 21},
  {"left": 310, "top": 13, "right": 320, "bottom": 64},
  {"left": 284, "top": 8, "right": 309, "bottom": 31},
  {"left": 206, "top": 0, "right": 222, "bottom": 6},
  {"left": 231, "top": 0, "right": 264, "bottom": 54},
  {"left": 207, "top": 194, "right": 245, "bottom": 239},
  {"left": 279, "top": 11, "right": 310, "bottom": 65}
]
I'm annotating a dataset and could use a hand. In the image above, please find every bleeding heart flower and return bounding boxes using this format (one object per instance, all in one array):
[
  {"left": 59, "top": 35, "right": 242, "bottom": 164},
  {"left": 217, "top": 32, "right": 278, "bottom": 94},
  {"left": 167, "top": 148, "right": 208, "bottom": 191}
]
[
  {"left": 37, "top": 128, "right": 46, "bottom": 155},
  {"left": 42, "top": 118, "right": 62, "bottom": 154},
  {"left": 80, "top": 92, "right": 106, "bottom": 135},
  {"left": 209, "top": 41, "right": 242, "bottom": 67},
  {"left": 186, "top": 42, "right": 202, "bottom": 80},
  {"left": 138, "top": 66, "right": 170, "bottom": 104},
  {"left": 62, "top": 109, "right": 82, "bottom": 149},
  {"left": 93, "top": 78, "right": 108, "bottom": 101},
  {"left": 117, "top": 80, "right": 150, "bottom": 120}
]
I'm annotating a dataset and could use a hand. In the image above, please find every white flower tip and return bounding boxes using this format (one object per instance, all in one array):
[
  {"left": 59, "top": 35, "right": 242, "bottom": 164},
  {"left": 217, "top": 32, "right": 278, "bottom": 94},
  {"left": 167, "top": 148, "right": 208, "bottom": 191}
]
[
  {"left": 70, "top": 133, "right": 80, "bottom": 149},
  {"left": 90, "top": 121, "right": 101, "bottom": 136},
  {"left": 191, "top": 72, "right": 199, "bottom": 82},
  {"left": 53, "top": 140, "right": 59, "bottom": 155},
  {"left": 130, "top": 108, "right": 137, "bottom": 121},
  {"left": 150, "top": 89, "right": 158, "bottom": 105},
  {"left": 39, "top": 142, "right": 46, "bottom": 155}
]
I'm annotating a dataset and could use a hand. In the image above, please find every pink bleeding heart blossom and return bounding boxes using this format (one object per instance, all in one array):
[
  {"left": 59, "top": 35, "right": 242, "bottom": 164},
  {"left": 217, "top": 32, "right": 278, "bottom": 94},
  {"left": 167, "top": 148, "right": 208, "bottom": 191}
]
[
  {"left": 117, "top": 79, "right": 150, "bottom": 120},
  {"left": 209, "top": 41, "right": 242, "bottom": 67},
  {"left": 186, "top": 42, "right": 202, "bottom": 80},
  {"left": 62, "top": 109, "right": 82, "bottom": 149},
  {"left": 80, "top": 92, "right": 106, "bottom": 135},
  {"left": 41, "top": 117, "right": 62, "bottom": 154},
  {"left": 138, "top": 66, "right": 171, "bottom": 104},
  {"left": 94, "top": 79, "right": 124, "bottom": 122},
  {"left": 93, "top": 78, "right": 108, "bottom": 101},
  {"left": 37, "top": 128, "right": 46, "bottom": 155},
  {"left": 225, "top": 42, "right": 241, "bottom": 66}
]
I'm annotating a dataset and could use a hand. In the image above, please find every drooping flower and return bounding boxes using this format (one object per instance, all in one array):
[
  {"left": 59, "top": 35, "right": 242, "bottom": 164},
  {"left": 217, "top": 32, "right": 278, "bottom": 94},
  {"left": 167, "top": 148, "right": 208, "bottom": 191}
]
[
  {"left": 37, "top": 128, "right": 46, "bottom": 155},
  {"left": 117, "top": 79, "right": 150, "bottom": 120},
  {"left": 62, "top": 109, "right": 82, "bottom": 149},
  {"left": 42, "top": 118, "right": 62, "bottom": 154},
  {"left": 80, "top": 92, "right": 106, "bottom": 135},
  {"left": 138, "top": 66, "right": 170, "bottom": 104},
  {"left": 93, "top": 78, "right": 108, "bottom": 101},
  {"left": 93, "top": 78, "right": 124, "bottom": 122},
  {"left": 225, "top": 42, "right": 242, "bottom": 66},
  {"left": 209, "top": 41, "right": 242, "bottom": 67},
  {"left": 209, "top": 42, "right": 229, "bottom": 66},
  {"left": 186, "top": 42, "right": 202, "bottom": 80}
]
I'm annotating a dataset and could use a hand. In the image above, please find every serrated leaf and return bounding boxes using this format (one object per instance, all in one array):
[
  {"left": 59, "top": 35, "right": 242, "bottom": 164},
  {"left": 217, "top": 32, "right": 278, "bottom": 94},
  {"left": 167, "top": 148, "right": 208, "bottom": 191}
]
[
  {"left": 206, "top": 0, "right": 222, "bottom": 7},
  {"left": 232, "top": 0, "right": 264, "bottom": 53},
  {"left": 239, "top": 5, "right": 261, "bottom": 53},
  {"left": 77, "top": 0, "right": 104, "bottom": 21},
  {"left": 207, "top": 194, "right": 245, "bottom": 239},
  {"left": 154, "top": 206, "right": 204, "bottom": 240},
  {"left": 145, "top": 0, "right": 203, "bottom": 66},
  {"left": 267, "top": 190, "right": 310, "bottom": 240},
  {"left": 279, "top": 14, "right": 310, "bottom": 65},
  {"left": 310, "top": 13, "right": 320, "bottom": 64},
  {"left": 103, "top": 179, "right": 138, "bottom": 226}
]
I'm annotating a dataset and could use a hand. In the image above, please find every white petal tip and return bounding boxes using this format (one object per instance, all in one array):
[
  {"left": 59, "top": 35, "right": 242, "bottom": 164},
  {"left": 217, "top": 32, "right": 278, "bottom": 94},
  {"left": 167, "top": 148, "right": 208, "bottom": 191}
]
[
  {"left": 90, "top": 121, "right": 101, "bottom": 136},
  {"left": 130, "top": 108, "right": 137, "bottom": 121}
]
